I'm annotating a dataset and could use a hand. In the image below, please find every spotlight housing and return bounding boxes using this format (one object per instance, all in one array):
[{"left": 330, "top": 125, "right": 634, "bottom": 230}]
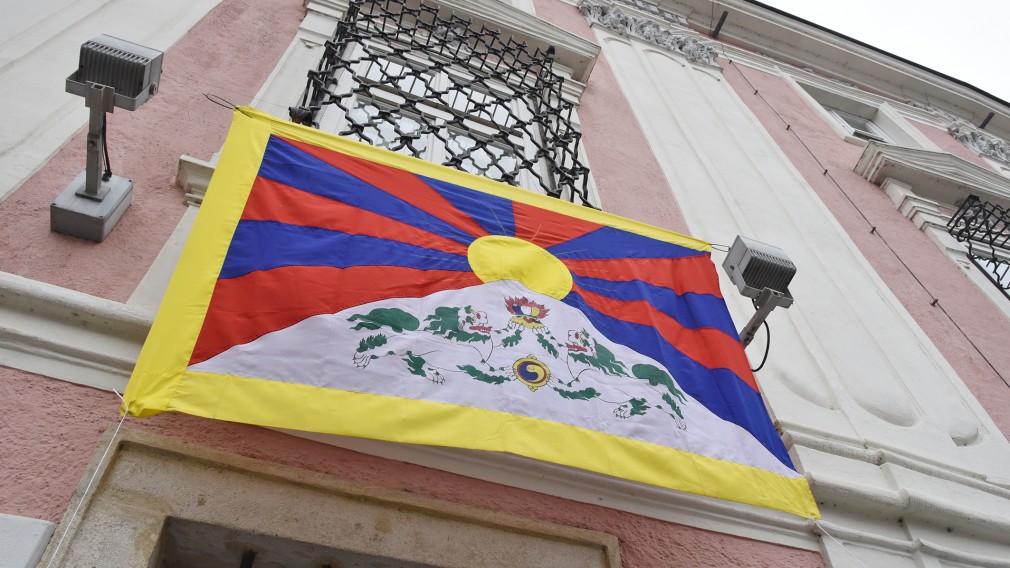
[{"left": 722, "top": 236, "right": 796, "bottom": 348}]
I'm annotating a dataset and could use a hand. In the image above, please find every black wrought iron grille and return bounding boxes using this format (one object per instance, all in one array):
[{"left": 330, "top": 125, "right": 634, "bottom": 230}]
[
  {"left": 948, "top": 195, "right": 1010, "bottom": 295},
  {"left": 290, "top": 0, "right": 594, "bottom": 206}
]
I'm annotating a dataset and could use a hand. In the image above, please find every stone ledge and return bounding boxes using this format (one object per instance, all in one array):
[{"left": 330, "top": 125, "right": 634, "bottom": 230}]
[
  {"left": 0, "top": 513, "right": 55, "bottom": 568},
  {"left": 0, "top": 271, "right": 149, "bottom": 391}
]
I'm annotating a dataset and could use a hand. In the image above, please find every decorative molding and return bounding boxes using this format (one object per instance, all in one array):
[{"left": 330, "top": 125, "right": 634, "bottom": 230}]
[
  {"left": 717, "top": 39, "right": 962, "bottom": 133},
  {"left": 905, "top": 99, "right": 956, "bottom": 122},
  {"left": 578, "top": 0, "right": 719, "bottom": 66},
  {"left": 855, "top": 142, "right": 1010, "bottom": 208},
  {"left": 949, "top": 120, "right": 1010, "bottom": 165},
  {"left": 611, "top": 0, "right": 689, "bottom": 28},
  {"left": 0, "top": 271, "right": 148, "bottom": 392}
]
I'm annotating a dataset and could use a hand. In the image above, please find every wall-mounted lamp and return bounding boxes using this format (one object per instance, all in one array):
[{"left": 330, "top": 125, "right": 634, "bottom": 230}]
[
  {"left": 50, "top": 35, "right": 163, "bottom": 242},
  {"left": 722, "top": 236, "right": 796, "bottom": 347}
]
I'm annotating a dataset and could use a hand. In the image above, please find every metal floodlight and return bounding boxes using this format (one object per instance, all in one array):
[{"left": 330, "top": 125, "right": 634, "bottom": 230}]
[
  {"left": 722, "top": 236, "right": 796, "bottom": 347},
  {"left": 50, "top": 35, "right": 163, "bottom": 242}
]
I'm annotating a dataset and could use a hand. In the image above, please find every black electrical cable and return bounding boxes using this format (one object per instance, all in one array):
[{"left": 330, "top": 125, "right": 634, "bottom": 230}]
[
  {"left": 101, "top": 115, "right": 112, "bottom": 182},
  {"left": 204, "top": 93, "right": 237, "bottom": 109},
  {"left": 750, "top": 319, "right": 770, "bottom": 372}
]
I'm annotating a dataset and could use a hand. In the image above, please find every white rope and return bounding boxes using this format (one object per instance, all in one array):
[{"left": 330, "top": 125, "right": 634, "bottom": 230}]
[
  {"left": 44, "top": 390, "right": 129, "bottom": 568},
  {"left": 812, "top": 518, "right": 871, "bottom": 568}
]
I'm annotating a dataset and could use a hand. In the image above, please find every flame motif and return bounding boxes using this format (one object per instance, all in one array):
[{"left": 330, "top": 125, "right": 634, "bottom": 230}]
[{"left": 505, "top": 296, "right": 550, "bottom": 329}]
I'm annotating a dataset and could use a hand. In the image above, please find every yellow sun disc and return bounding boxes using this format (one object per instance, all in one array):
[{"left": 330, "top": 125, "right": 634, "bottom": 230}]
[{"left": 468, "top": 236, "right": 573, "bottom": 300}]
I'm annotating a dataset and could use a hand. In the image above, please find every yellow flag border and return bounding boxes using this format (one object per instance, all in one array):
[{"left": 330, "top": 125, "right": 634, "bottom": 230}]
[{"left": 123, "top": 107, "right": 819, "bottom": 519}]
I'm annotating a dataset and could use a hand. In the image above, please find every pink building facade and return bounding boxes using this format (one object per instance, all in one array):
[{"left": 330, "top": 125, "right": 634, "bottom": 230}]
[{"left": 3, "top": 0, "right": 1010, "bottom": 566}]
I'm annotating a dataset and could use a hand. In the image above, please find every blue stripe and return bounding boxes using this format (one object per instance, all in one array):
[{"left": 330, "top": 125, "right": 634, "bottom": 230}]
[
  {"left": 572, "top": 275, "right": 739, "bottom": 339},
  {"left": 548, "top": 227, "right": 708, "bottom": 260},
  {"left": 257, "top": 137, "right": 477, "bottom": 247},
  {"left": 219, "top": 220, "right": 471, "bottom": 279},
  {"left": 421, "top": 176, "right": 516, "bottom": 237},
  {"left": 562, "top": 291, "right": 794, "bottom": 470}
]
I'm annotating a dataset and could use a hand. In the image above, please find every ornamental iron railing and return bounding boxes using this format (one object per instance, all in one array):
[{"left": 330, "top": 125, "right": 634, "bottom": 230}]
[
  {"left": 948, "top": 195, "right": 1010, "bottom": 296},
  {"left": 291, "top": 0, "right": 594, "bottom": 206}
]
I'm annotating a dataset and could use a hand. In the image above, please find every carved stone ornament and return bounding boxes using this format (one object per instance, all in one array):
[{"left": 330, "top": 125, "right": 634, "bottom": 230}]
[
  {"left": 906, "top": 99, "right": 937, "bottom": 113},
  {"left": 948, "top": 120, "right": 1010, "bottom": 165},
  {"left": 578, "top": 0, "right": 719, "bottom": 66},
  {"left": 905, "top": 99, "right": 960, "bottom": 123}
]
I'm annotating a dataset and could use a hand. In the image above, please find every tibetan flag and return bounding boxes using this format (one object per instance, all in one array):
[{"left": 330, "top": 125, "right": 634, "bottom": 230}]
[{"left": 124, "top": 107, "right": 819, "bottom": 518}]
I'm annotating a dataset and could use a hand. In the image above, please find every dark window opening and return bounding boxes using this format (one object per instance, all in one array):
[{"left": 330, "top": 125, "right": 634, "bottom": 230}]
[{"left": 152, "top": 518, "right": 441, "bottom": 568}]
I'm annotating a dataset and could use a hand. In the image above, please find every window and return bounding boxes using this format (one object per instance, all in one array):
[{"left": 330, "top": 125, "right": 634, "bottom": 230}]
[
  {"left": 789, "top": 78, "right": 930, "bottom": 147},
  {"left": 292, "top": 0, "right": 595, "bottom": 207},
  {"left": 825, "top": 107, "right": 891, "bottom": 143}
]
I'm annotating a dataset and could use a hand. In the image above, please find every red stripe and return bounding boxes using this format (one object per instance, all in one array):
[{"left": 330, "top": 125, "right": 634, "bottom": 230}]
[
  {"left": 563, "top": 256, "right": 723, "bottom": 298},
  {"left": 277, "top": 136, "right": 489, "bottom": 240},
  {"left": 572, "top": 283, "right": 757, "bottom": 391},
  {"left": 242, "top": 177, "right": 470, "bottom": 256},
  {"left": 512, "top": 202, "right": 603, "bottom": 248},
  {"left": 190, "top": 265, "right": 482, "bottom": 364}
]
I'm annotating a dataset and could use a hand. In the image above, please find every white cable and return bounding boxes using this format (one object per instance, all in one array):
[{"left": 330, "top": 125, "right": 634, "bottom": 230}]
[
  {"left": 812, "top": 518, "right": 871, "bottom": 568},
  {"left": 44, "top": 392, "right": 129, "bottom": 568}
]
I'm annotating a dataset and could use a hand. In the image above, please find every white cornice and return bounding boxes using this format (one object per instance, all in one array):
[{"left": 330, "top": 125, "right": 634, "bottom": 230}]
[
  {"left": 855, "top": 142, "right": 1010, "bottom": 209},
  {"left": 711, "top": 40, "right": 954, "bottom": 133},
  {"left": 657, "top": 0, "right": 1010, "bottom": 141}
]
